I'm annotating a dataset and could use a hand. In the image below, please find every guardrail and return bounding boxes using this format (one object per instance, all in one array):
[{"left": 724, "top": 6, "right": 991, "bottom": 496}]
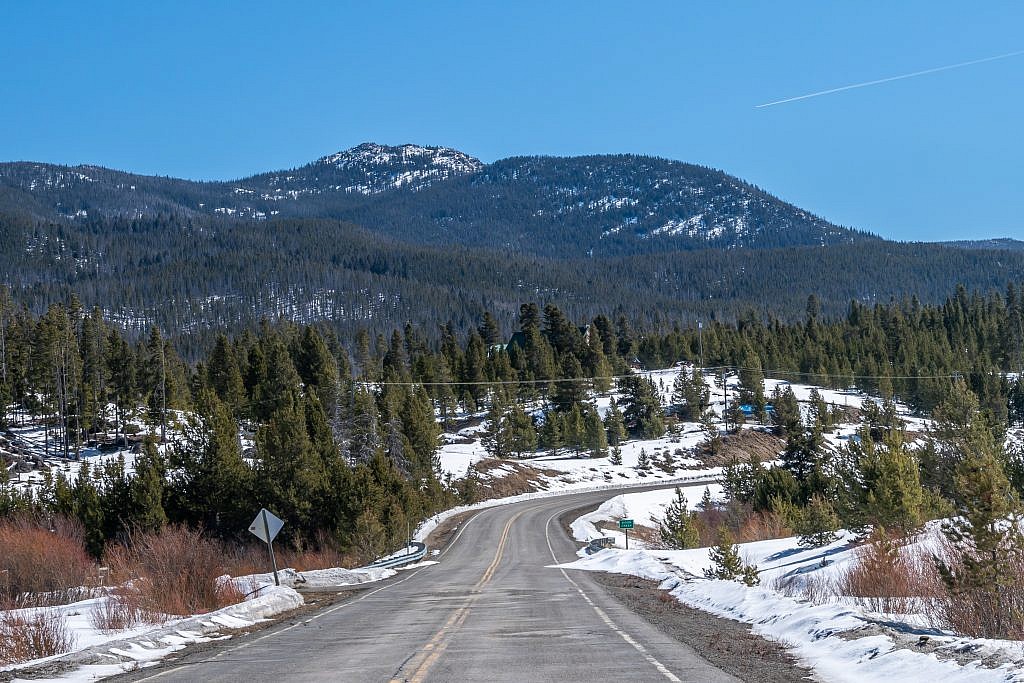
[
  {"left": 368, "top": 542, "right": 428, "bottom": 570},
  {"left": 585, "top": 537, "right": 615, "bottom": 555}
]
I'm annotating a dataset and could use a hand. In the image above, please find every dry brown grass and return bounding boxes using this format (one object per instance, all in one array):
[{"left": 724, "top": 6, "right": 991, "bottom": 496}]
[
  {"left": 693, "top": 505, "right": 792, "bottom": 547},
  {"left": 924, "top": 534, "right": 1024, "bottom": 639},
  {"left": 465, "top": 458, "right": 563, "bottom": 500},
  {"left": 106, "top": 525, "right": 246, "bottom": 619},
  {"left": 0, "top": 515, "right": 94, "bottom": 608},
  {"left": 837, "top": 529, "right": 940, "bottom": 615},
  {"left": 89, "top": 589, "right": 147, "bottom": 632},
  {"left": 771, "top": 572, "right": 836, "bottom": 605},
  {"left": 734, "top": 510, "right": 793, "bottom": 544},
  {"left": 0, "top": 610, "right": 76, "bottom": 665},
  {"left": 697, "top": 429, "right": 784, "bottom": 467}
]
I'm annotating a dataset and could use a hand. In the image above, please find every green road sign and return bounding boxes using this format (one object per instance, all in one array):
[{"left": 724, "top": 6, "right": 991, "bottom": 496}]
[{"left": 619, "top": 519, "right": 634, "bottom": 529}]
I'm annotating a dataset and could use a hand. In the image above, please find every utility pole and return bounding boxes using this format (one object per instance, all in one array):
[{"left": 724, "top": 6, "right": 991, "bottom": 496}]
[
  {"left": 722, "top": 368, "right": 728, "bottom": 433},
  {"left": 698, "top": 320, "right": 704, "bottom": 370},
  {"left": 160, "top": 343, "right": 166, "bottom": 444},
  {"left": 0, "top": 311, "right": 6, "bottom": 386}
]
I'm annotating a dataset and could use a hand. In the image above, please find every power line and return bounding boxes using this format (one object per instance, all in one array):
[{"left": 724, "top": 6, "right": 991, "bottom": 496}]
[{"left": 355, "top": 364, "right": 987, "bottom": 389}]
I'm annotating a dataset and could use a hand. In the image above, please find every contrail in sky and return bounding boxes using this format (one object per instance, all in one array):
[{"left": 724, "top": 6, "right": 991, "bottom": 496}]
[{"left": 756, "top": 49, "right": 1024, "bottom": 108}]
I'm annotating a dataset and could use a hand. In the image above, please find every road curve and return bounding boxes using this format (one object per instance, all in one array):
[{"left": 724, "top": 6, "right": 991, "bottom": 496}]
[{"left": 121, "top": 482, "right": 739, "bottom": 683}]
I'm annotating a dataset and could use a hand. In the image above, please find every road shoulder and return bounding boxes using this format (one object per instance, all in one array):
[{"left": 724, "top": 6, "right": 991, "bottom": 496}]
[{"left": 559, "top": 505, "right": 813, "bottom": 683}]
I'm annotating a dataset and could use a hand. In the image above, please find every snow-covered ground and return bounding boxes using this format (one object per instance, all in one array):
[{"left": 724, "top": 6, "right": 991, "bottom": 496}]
[
  {"left": 2, "top": 583, "right": 301, "bottom": 681},
  {"left": 561, "top": 500, "right": 1024, "bottom": 682},
  {"left": 0, "top": 564, "right": 397, "bottom": 681},
  {"left": 434, "top": 365, "right": 929, "bottom": 499},
  {"left": 2, "top": 404, "right": 185, "bottom": 495},
  {"left": 571, "top": 484, "right": 723, "bottom": 549}
]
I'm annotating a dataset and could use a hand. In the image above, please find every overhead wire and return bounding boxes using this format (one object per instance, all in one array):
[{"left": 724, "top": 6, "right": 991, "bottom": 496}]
[{"left": 354, "top": 364, "right": 987, "bottom": 388}]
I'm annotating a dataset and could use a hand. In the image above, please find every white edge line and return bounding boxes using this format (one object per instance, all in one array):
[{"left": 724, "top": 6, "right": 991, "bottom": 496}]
[{"left": 544, "top": 504, "right": 682, "bottom": 683}]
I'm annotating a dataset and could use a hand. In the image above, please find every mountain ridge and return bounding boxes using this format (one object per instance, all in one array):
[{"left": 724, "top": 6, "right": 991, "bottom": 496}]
[{"left": 0, "top": 143, "right": 875, "bottom": 256}]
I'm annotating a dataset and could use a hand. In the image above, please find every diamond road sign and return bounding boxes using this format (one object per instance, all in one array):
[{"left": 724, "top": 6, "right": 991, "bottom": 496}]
[
  {"left": 248, "top": 508, "right": 284, "bottom": 544},
  {"left": 619, "top": 519, "right": 634, "bottom": 529}
]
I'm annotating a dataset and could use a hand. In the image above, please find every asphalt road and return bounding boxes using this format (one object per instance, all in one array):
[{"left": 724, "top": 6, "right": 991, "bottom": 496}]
[{"left": 122, "top": 482, "right": 741, "bottom": 683}]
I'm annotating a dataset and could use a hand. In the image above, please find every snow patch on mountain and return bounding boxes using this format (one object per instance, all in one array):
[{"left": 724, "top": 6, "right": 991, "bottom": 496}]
[{"left": 315, "top": 143, "right": 483, "bottom": 194}]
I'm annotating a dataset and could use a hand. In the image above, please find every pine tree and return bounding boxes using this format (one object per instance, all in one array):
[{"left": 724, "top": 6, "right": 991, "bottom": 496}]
[
  {"left": 658, "top": 487, "right": 699, "bottom": 549},
  {"left": 603, "top": 398, "right": 627, "bottom": 446},
  {"left": 295, "top": 326, "right": 341, "bottom": 413},
  {"left": 781, "top": 426, "right": 823, "bottom": 488},
  {"left": 586, "top": 324, "right": 614, "bottom": 393},
  {"left": 698, "top": 486, "right": 715, "bottom": 512},
  {"left": 481, "top": 397, "right": 510, "bottom": 459},
  {"left": 582, "top": 405, "right": 608, "bottom": 458},
  {"left": 166, "top": 389, "right": 251, "bottom": 534},
  {"left": 506, "top": 403, "right": 538, "bottom": 458},
  {"left": 809, "top": 389, "right": 830, "bottom": 433},
  {"left": 726, "top": 401, "right": 746, "bottom": 432},
  {"left": 539, "top": 411, "right": 563, "bottom": 455},
  {"left": 701, "top": 411, "right": 722, "bottom": 457},
  {"left": 255, "top": 391, "right": 329, "bottom": 545},
  {"left": 207, "top": 333, "right": 246, "bottom": 416},
  {"left": 609, "top": 446, "right": 623, "bottom": 466},
  {"left": 705, "top": 528, "right": 744, "bottom": 580},
  {"left": 635, "top": 448, "right": 651, "bottom": 472},
  {"left": 935, "top": 416, "right": 1023, "bottom": 638},
  {"left": 737, "top": 347, "right": 765, "bottom": 409},
  {"left": 797, "top": 494, "right": 840, "bottom": 548},
  {"left": 619, "top": 375, "right": 664, "bottom": 438},
  {"left": 856, "top": 429, "right": 924, "bottom": 533},
  {"left": 551, "top": 355, "right": 587, "bottom": 412},
  {"left": 129, "top": 440, "right": 167, "bottom": 532},
  {"left": 563, "top": 404, "right": 585, "bottom": 457},
  {"left": 478, "top": 311, "right": 502, "bottom": 345},
  {"left": 401, "top": 386, "right": 441, "bottom": 476},
  {"left": 72, "top": 462, "right": 105, "bottom": 557},
  {"left": 723, "top": 456, "right": 761, "bottom": 504},
  {"left": 771, "top": 386, "right": 801, "bottom": 437}
]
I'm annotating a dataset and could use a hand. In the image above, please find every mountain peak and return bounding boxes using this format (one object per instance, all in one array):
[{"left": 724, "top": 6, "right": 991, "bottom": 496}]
[
  {"left": 316, "top": 142, "right": 482, "bottom": 172},
  {"left": 309, "top": 143, "right": 482, "bottom": 195}
]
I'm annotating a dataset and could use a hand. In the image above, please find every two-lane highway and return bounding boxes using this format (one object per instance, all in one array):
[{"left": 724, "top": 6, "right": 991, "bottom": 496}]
[{"left": 124, "top": 483, "right": 742, "bottom": 682}]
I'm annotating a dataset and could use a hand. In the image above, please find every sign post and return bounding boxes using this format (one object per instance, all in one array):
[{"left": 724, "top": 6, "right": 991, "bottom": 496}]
[
  {"left": 619, "top": 518, "right": 634, "bottom": 550},
  {"left": 248, "top": 508, "right": 284, "bottom": 586}
]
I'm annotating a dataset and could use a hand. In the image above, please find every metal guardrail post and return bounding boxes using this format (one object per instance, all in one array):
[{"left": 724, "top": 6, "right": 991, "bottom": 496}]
[{"left": 368, "top": 542, "right": 428, "bottom": 569}]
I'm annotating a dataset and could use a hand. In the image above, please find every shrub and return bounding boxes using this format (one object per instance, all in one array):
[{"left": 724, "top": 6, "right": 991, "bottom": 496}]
[
  {"left": 106, "top": 525, "right": 245, "bottom": 618},
  {"left": 927, "top": 533, "right": 1024, "bottom": 638},
  {"left": 694, "top": 502, "right": 792, "bottom": 546},
  {"left": 0, "top": 516, "right": 93, "bottom": 608},
  {"left": 89, "top": 589, "right": 147, "bottom": 632},
  {"left": 0, "top": 610, "right": 76, "bottom": 665},
  {"left": 838, "top": 528, "right": 938, "bottom": 614},
  {"left": 771, "top": 572, "right": 835, "bottom": 605}
]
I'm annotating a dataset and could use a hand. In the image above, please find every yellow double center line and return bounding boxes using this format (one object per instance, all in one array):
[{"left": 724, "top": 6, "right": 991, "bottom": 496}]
[{"left": 391, "top": 508, "right": 528, "bottom": 683}]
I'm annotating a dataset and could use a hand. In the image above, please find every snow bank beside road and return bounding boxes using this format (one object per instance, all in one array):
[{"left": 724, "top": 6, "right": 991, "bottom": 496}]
[
  {"left": 3, "top": 560, "right": 400, "bottom": 681},
  {"left": 561, "top": 549, "right": 1024, "bottom": 682},
  {"left": 4, "top": 584, "right": 303, "bottom": 681},
  {"left": 240, "top": 565, "right": 395, "bottom": 589},
  {"left": 559, "top": 492, "right": 1024, "bottom": 683}
]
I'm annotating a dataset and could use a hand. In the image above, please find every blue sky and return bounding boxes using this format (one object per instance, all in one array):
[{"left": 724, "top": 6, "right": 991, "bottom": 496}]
[{"left": 2, "top": 2, "right": 1022, "bottom": 242}]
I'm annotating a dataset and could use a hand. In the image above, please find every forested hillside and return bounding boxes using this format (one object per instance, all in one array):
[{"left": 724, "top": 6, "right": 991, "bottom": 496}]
[
  {"left": 2, "top": 143, "right": 1021, "bottom": 351},
  {"left": 4, "top": 284, "right": 1024, "bottom": 558},
  {"left": 2, "top": 208, "right": 1023, "bottom": 354}
]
